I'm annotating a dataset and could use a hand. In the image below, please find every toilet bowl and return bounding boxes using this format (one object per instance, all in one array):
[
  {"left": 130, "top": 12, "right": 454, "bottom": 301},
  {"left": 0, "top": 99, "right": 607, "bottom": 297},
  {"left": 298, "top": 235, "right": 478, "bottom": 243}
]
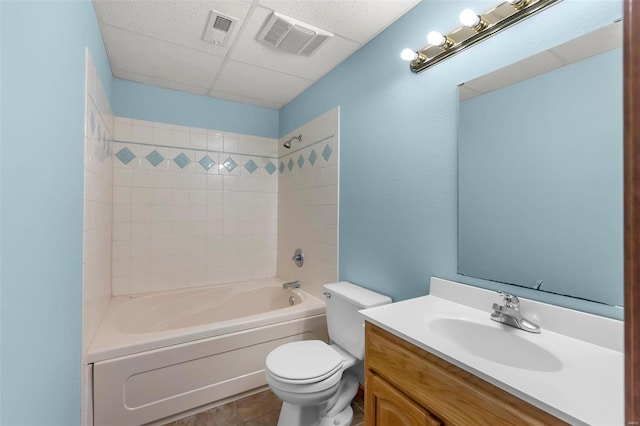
[
  {"left": 265, "top": 282, "right": 392, "bottom": 426},
  {"left": 266, "top": 340, "right": 358, "bottom": 425}
]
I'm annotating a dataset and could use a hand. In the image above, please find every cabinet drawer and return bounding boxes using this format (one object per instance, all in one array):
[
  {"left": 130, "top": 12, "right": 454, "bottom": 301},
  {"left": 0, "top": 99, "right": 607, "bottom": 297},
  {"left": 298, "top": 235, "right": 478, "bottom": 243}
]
[{"left": 365, "top": 322, "right": 566, "bottom": 426}]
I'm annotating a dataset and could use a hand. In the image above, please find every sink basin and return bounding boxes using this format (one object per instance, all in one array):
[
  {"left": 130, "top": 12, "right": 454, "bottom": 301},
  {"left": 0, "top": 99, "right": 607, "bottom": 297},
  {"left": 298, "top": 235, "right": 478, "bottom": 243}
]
[{"left": 429, "top": 318, "right": 563, "bottom": 372}]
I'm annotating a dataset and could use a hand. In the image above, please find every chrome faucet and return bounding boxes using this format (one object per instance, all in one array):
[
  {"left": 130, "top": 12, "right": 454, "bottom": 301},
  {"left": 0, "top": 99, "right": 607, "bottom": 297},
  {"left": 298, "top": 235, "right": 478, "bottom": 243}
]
[
  {"left": 282, "top": 280, "right": 300, "bottom": 289},
  {"left": 491, "top": 292, "right": 541, "bottom": 333}
]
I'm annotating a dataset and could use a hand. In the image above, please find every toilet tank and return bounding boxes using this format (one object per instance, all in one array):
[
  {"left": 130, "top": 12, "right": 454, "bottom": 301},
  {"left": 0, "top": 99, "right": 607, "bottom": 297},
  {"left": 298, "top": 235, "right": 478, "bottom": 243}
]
[{"left": 323, "top": 282, "right": 392, "bottom": 360}]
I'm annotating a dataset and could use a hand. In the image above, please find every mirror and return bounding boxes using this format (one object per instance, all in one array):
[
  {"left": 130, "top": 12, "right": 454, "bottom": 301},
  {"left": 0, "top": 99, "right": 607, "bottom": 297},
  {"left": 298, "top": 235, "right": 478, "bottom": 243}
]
[{"left": 457, "top": 22, "right": 623, "bottom": 307}]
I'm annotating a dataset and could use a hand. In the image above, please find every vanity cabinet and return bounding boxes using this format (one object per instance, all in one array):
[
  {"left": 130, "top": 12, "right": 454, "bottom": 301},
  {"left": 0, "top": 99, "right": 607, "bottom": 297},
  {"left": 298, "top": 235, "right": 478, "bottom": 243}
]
[{"left": 364, "top": 322, "right": 567, "bottom": 426}]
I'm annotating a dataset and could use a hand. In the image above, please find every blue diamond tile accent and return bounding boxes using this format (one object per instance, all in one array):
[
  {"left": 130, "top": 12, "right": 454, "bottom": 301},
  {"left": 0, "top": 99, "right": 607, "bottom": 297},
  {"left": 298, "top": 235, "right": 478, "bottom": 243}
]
[
  {"left": 265, "top": 161, "right": 277, "bottom": 175},
  {"left": 244, "top": 159, "right": 258, "bottom": 174},
  {"left": 297, "top": 154, "right": 305, "bottom": 169},
  {"left": 223, "top": 157, "right": 238, "bottom": 172},
  {"left": 146, "top": 150, "right": 164, "bottom": 167},
  {"left": 90, "top": 112, "right": 95, "bottom": 135},
  {"left": 309, "top": 149, "right": 318, "bottom": 166},
  {"left": 287, "top": 158, "right": 294, "bottom": 171},
  {"left": 279, "top": 161, "right": 285, "bottom": 174},
  {"left": 199, "top": 155, "right": 215, "bottom": 171},
  {"left": 115, "top": 147, "right": 135, "bottom": 165},
  {"left": 174, "top": 153, "right": 191, "bottom": 169},
  {"left": 322, "top": 144, "right": 333, "bottom": 162}
]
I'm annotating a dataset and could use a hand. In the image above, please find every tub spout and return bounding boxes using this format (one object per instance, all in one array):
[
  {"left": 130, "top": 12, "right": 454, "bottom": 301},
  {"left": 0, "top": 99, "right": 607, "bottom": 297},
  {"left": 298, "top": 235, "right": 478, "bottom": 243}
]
[{"left": 283, "top": 280, "right": 300, "bottom": 289}]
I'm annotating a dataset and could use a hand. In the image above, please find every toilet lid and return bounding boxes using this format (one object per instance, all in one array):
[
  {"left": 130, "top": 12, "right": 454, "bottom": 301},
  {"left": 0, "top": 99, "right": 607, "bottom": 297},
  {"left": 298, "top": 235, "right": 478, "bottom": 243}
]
[{"left": 266, "top": 341, "right": 343, "bottom": 383}]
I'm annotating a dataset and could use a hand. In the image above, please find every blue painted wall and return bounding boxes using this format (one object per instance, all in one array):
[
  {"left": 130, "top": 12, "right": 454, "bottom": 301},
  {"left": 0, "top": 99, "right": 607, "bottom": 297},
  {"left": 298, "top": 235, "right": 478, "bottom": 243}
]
[
  {"left": 280, "top": 0, "right": 623, "bottom": 318},
  {"left": 0, "top": 1, "right": 112, "bottom": 424},
  {"left": 112, "top": 79, "right": 279, "bottom": 138}
]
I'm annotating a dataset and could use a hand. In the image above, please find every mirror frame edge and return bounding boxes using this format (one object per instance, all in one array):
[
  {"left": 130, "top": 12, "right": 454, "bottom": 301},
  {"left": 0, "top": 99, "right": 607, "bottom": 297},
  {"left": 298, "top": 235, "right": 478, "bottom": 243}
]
[{"left": 624, "top": 0, "right": 639, "bottom": 422}]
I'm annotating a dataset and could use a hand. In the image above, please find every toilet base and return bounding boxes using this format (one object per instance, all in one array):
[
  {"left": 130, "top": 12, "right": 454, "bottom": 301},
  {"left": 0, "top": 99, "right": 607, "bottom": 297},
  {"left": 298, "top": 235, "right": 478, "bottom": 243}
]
[
  {"left": 318, "top": 405, "right": 353, "bottom": 426},
  {"left": 275, "top": 373, "right": 359, "bottom": 426},
  {"left": 276, "top": 403, "right": 353, "bottom": 426}
]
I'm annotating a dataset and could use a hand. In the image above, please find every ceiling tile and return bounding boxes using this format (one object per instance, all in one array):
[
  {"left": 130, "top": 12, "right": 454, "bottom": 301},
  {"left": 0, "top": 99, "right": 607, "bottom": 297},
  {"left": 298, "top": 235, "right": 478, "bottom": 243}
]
[
  {"left": 229, "top": 6, "right": 361, "bottom": 80},
  {"left": 94, "top": 0, "right": 421, "bottom": 108},
  {"left": 102, "top": 25, "right": 224, "bottom": 89},
  {"left": 206, "top": 89, "right": 283, "bottom": 109},
  {"left": 113, "top": 68, "right": 210, "bottom": 96},
  {"left": 257, "top": 0, "right": 419, "bottom": 42},
  {"left": 212, "top": 59, "right": 314, "bottom": 106},
  {"left": 94, "top": 0, "right": 253, "bottom": 55}
]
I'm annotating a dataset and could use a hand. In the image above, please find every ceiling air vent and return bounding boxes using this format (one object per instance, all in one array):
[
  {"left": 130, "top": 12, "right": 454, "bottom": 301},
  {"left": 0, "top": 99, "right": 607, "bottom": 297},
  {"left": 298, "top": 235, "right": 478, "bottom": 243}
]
[
  {"left": 202, "top": 10, "right": 237, "bottom": 46},
  {"left": 257, "top": 12, "right": 333, "bottom": 56}
]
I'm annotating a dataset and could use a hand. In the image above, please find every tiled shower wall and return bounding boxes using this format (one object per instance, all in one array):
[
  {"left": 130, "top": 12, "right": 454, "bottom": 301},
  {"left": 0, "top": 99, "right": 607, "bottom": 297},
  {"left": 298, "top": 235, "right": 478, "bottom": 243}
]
[
  {"left": 83, "top": 50, "right": 113, "bottom": 426},
  {"left": 277, "top": 108, "right": 339, "bottom": 300},
  {"left": 83, "top": 51, "right": 113, "bottom": 355},
  {"left": 111, "top": 118, "right": 278, "bottom": 295}
]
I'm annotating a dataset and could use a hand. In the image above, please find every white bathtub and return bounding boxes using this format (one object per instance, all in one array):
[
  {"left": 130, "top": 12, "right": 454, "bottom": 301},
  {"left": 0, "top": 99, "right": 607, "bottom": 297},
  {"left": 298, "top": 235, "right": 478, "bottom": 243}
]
[{"left": 88, "top": 278, "right": 327, "bottom": 426}]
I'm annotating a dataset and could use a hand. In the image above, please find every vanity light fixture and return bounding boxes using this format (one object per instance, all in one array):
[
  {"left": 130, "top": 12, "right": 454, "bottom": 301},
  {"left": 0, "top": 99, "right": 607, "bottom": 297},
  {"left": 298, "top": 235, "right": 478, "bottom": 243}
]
[{"left": 401, "top": 0, "right": 562, "bottom": 73}]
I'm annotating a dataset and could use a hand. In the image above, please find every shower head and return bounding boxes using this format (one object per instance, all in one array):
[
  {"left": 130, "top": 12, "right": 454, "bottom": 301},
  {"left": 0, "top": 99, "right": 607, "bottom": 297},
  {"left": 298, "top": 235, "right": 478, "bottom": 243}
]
[{"left": 283, "top": 134, "right": 302, "bottom": 149}]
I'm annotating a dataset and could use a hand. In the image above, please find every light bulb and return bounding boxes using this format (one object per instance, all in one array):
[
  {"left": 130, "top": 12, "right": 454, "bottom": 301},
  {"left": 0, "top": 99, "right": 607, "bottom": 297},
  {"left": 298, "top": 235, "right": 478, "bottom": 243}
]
[
  {"left": 427, "top": 31, "right": 446, "bottom": 47},
  {"left": 459, "top": 8, "right": 481, "bottom": 28},
  {"left": 400, "top": 48, "right": 418, "bottom": 61}
]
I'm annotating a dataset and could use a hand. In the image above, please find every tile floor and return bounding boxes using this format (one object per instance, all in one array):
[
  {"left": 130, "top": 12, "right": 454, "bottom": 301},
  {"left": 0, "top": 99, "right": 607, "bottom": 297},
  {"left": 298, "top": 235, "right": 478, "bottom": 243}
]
[{"left": 163, "top": 387, "right": 365, "bottom": 426}]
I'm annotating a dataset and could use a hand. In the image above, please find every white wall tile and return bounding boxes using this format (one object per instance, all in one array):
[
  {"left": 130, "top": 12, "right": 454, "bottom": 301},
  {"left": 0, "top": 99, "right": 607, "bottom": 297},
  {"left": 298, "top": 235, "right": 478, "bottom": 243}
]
[
  {"left": 113, "top": 168, "right": 132, "bottom": 186},
  {"left": 131, "top": 169, "right": 153, "bottom": 187},
  {"left": 110, "top": 116, "right": 280, "bottom": 296},
  {"left": 171, "top": 128, "right": 189, "bottom": 147},
  {"left": 113, "top": 204, "right": 131, "bottom": 223},
  {"left": 190, "top": 173, "right": 207, "bottom": 189},
  {"left": 131, "top": 120, "right": 153, "bottom": 143},
  {"left": 113, "top": 222, "right": 131, "bottom": 241},
  {"left": 190, "top": 130, "right": 207, "bottom": 150},
  {"left": 223, "top": 133, "right": 239, "bottom": 152},
  {"left": 83, "top": 51, "right": 113, "bottom": 404},
  {"left": 152, "top": 126, "right": 172, "bottom": 146},
  {"left": 207, "top": 131, "right": 224, "bottom": 152},
  {"left": 277, "top": 107, "right": 339, "bottom": 300},
  {"left": 114, "top": 117, "right": 132, "bottom": 142}
]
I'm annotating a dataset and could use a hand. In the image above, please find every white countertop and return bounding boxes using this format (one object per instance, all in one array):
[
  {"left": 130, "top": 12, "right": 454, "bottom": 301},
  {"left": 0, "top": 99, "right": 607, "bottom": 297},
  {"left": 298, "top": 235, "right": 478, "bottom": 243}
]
[{"left": 360, "top": 278, "right": 624, "bottom": 426}]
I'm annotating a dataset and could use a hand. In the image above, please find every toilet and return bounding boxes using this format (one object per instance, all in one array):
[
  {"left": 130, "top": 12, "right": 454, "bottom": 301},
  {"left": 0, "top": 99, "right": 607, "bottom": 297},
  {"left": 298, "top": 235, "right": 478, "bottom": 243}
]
[{"left": 265, "top": 282, "right": 392, "bottom": 426}]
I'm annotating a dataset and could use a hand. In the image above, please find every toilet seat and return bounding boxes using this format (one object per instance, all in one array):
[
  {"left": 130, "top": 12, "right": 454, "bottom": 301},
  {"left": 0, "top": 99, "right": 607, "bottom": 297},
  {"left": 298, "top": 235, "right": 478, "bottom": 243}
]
[
  {"left": 266, "top": 367, "right": 343, "bottom": 395},
  {"left": 266, "top": 340, "right": 343, "bottom": 384}
]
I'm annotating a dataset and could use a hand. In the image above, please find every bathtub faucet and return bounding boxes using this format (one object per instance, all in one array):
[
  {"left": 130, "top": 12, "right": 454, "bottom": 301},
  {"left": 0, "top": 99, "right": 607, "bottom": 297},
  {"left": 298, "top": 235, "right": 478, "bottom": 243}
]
[{"left": 283, "top": 280, "right": 301, "bottom": 289}]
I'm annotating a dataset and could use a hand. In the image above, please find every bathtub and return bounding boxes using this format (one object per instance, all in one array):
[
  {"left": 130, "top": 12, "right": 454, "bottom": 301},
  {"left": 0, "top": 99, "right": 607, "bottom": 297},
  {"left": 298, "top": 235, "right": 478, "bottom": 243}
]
[{"left": 88, "top": 278, "right": 327, "bottom": 426}]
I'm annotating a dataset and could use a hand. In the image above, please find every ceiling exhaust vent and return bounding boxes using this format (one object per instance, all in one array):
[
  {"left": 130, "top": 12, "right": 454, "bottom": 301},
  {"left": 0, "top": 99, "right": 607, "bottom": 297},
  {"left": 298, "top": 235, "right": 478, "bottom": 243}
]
[
  {"left": 257, "top": 12, "right": 333, "bottom": 56},
  {"left": 202, "top": 10, "right": 237, "bottom": 46}
]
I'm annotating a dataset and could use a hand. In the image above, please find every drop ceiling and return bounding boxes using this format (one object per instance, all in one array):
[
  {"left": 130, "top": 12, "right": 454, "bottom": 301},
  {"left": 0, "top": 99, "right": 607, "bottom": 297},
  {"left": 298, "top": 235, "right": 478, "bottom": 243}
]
[{"left": 93, "top": 0, "right": 421, "bottom": 109}]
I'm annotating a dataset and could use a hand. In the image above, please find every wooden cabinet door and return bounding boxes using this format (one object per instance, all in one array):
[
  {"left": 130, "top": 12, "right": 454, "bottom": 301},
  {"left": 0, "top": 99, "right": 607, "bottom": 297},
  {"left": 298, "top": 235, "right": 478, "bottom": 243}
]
[{"left": 366, "top": 372, "right": 442, "bottom": 426}]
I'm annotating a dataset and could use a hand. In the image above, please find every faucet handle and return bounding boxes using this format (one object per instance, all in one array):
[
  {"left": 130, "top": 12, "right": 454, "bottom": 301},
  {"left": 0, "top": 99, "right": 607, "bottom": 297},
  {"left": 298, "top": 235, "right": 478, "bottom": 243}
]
[{"left": 497, "top": 291, "right": 519, "bottom": 307}]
